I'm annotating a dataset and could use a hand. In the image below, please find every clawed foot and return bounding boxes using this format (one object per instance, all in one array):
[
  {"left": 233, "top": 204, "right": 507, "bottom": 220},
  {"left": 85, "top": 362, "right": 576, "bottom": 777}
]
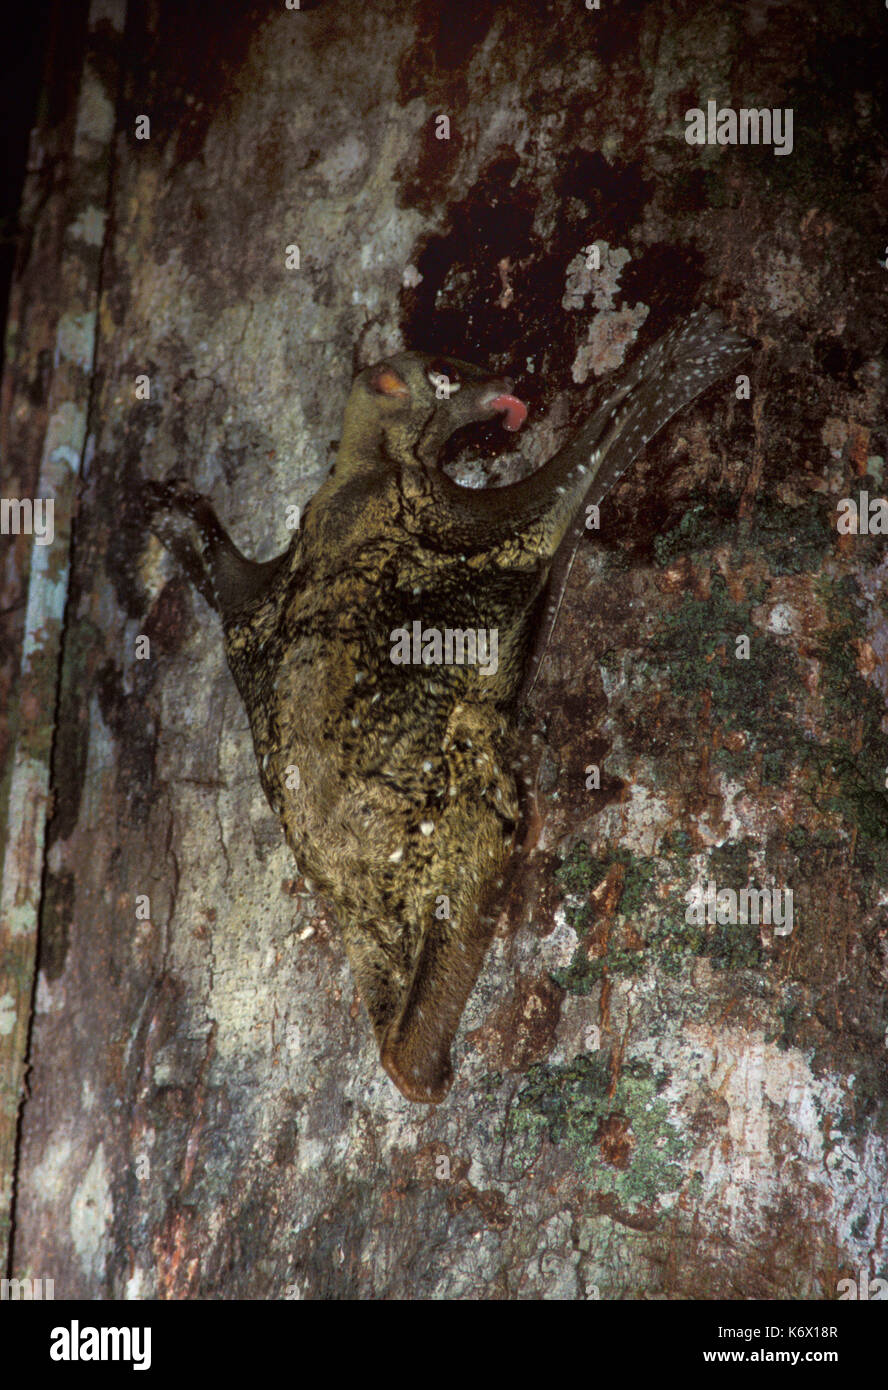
[
  {"left": 142, "top": 475, "right": 205, "bottom": 517},
  {"left": 142, "top": 475, "right": 223, "bottom": 610}
]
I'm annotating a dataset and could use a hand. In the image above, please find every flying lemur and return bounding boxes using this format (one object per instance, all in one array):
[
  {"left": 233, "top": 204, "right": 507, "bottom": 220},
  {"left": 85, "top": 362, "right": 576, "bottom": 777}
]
[{"left": 144, "top": 305, "right": 751, "bottom": 1103}]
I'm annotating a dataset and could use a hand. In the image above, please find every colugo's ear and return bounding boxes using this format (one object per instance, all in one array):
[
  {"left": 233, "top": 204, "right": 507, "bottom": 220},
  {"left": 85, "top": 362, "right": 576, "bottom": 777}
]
[{"left": 370, "top": 365, "right": 410, "bottom": 398}]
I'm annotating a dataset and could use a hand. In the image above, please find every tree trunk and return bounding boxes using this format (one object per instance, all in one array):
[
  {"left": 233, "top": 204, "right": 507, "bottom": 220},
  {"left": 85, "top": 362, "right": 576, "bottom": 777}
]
[{"left": 3, "top": 0, "right": 886, "bottom": 1299}]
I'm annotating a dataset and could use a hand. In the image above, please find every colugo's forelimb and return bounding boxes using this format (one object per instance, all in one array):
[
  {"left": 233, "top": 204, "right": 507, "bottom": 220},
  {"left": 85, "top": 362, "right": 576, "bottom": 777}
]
[
  {"left": 144, "top": 477, "right": 287, "bottom": 618},
  {"left": 427, "top": 305, "right": 751, "bottom": 558}
]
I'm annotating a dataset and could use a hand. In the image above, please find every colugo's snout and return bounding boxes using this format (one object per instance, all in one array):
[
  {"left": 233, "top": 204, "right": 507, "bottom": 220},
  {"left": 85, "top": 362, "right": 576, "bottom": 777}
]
[
  {"left": 483, "top": 385, "right": 528, "bottom": 431},
  {"left": 387, "top": 352, "right": 528, "bottom": 429}
]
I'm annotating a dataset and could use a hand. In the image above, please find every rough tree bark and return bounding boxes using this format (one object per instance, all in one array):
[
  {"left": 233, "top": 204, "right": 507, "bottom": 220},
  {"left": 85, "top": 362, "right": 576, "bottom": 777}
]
[{"left": 2, "top": 0, "right": 886, "bottom": 1299}]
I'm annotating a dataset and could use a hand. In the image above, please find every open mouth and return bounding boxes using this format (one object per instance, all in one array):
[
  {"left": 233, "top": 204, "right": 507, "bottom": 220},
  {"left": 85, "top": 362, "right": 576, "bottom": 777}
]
[{"left": 485, "top": 391, "right": 528, "bottom": 432}]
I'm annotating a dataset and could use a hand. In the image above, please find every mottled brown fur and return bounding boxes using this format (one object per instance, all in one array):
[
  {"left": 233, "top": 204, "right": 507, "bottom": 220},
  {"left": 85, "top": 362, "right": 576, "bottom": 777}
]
[{"left": 145, "top": 310, "right": 750, "bottom": 1102}]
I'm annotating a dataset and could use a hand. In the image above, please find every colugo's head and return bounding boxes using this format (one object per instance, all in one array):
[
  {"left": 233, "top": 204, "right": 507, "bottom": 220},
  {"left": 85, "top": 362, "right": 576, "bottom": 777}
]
[{"left": 340, "top": 350, "right": 527, "bottom": 470}]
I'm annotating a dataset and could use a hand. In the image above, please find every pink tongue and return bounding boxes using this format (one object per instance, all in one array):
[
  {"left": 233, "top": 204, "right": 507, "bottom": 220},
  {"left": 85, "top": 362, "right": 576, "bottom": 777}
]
[{"left": 489, "top": 393, "right": 528, "bottom": 432}]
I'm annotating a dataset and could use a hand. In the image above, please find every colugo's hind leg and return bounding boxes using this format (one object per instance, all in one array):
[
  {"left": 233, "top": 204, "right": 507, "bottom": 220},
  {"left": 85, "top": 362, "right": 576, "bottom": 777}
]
[
  {"left": 144, "top": 477, "right": 286, "bottom": 619},
  {"left": 340, "top": 924, "right": 413, "bottom": 1069}
]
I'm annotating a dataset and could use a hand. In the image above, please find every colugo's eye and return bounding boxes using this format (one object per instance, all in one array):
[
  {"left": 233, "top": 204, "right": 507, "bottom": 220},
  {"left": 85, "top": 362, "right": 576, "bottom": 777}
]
[{"left": 427, "top": 360, "right": 461, "bottom": 396}]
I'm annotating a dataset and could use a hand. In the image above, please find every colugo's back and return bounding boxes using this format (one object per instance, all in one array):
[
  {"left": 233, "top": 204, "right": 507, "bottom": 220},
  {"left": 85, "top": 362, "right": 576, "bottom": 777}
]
[{"left": 145, "top": 308, "right": 750, "bottom": 1102}]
